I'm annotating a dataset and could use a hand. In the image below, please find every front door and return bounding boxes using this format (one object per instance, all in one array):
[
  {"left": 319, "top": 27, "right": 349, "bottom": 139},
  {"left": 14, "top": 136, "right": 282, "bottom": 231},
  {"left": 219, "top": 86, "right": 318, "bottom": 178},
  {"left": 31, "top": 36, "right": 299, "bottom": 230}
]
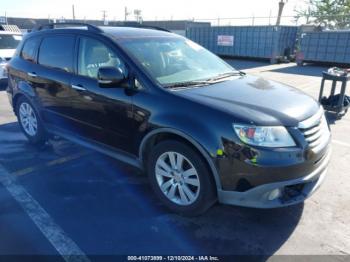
[{"left": 70, "top": 36, "right": 134, "bottom": 153}]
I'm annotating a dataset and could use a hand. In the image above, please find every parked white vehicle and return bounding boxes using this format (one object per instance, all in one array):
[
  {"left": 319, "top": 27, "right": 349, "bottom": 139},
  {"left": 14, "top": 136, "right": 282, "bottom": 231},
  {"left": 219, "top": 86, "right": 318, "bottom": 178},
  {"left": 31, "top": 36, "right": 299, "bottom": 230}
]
[{"left": 0, "top": 31, "right": 22, "bottom": 80}]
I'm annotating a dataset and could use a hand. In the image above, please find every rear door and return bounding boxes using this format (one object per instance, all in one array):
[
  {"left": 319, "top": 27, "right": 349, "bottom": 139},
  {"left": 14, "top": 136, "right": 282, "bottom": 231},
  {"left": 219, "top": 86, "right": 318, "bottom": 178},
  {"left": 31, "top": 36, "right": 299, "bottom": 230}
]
[{"left": 34, "top": 34, "right": 77, "bottom": 131}]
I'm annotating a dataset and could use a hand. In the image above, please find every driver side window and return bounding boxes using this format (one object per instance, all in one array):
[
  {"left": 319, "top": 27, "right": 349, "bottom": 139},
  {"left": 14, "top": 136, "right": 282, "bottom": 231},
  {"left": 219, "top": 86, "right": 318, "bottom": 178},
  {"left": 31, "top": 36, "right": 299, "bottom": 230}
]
[{"left": 78, "top": 37, "right": 127, "bottom": 79}]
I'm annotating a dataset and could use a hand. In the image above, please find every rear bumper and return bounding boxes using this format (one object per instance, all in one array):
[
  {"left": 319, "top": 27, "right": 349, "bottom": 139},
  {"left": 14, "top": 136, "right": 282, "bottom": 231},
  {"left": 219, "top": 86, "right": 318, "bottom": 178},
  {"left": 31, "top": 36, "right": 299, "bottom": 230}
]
[{"left": 218, "top": 146, "right": 331, "bottom": 208}]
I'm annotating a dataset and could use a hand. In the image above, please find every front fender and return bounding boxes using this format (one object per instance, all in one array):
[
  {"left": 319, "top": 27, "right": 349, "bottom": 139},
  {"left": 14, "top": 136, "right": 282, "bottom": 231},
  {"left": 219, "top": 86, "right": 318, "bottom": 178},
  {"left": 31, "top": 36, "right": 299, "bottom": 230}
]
[
  {"left": 139, "top": 113, "right": 227, "bottom": 190},
  {"left": 150, "top": 113, "right": 222, "bottom": 157}
]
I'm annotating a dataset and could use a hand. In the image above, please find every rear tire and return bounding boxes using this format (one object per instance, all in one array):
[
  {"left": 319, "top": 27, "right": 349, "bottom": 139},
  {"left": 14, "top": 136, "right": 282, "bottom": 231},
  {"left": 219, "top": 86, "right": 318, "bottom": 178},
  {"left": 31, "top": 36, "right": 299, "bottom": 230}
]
[
  {"left": 16, "top": 96, "right": 47, "bottom": 146},
  {"left": 147, "top": 140, "right": 216, "bottom": 216}
]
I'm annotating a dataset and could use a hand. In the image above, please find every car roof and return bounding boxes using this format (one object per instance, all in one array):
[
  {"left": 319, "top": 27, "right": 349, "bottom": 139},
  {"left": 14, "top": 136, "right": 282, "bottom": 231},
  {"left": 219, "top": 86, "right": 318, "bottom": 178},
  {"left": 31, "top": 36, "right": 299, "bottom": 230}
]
[
  {"left": 99, "top": 26, "right": 177, "bottom": 38},
  {"left": 28, "top": 25, "right": 180, "bottom": 40}
]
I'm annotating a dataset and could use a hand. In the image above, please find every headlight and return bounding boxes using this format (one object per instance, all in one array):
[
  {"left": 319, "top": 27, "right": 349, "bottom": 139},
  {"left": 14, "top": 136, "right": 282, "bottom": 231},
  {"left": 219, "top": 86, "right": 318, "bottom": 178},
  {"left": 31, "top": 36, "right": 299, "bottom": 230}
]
[{"left": 233, "top": 124, "right": 296, "bottom": 147}]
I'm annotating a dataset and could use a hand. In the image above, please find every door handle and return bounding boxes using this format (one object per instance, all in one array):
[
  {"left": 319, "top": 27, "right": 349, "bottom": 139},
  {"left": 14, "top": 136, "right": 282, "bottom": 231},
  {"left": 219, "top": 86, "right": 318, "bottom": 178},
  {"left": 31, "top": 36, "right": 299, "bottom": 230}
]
[
  {"left": 71, "top": 84, "right": 86, "bottom": 91},
  {"left": 27, "top": 72, "right": 37, "bottom": 77}
]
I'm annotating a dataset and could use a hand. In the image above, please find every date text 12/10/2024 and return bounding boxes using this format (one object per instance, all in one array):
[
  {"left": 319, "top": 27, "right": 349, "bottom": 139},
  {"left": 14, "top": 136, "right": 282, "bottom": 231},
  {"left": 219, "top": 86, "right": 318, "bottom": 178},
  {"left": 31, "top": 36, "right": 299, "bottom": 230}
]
[{"left": 127, "top": 256, "right": 220, "bottom": 261}]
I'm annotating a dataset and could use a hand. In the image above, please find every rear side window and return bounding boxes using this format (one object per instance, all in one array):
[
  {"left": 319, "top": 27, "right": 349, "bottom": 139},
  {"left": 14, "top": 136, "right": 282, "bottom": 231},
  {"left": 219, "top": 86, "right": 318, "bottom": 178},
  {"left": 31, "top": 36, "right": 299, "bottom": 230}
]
[
  {"left": 38, "top": 35, "right": 75, "bottom": 72},
  {"left": 21, "top": 37, "right": 40, "bottom": 62}
]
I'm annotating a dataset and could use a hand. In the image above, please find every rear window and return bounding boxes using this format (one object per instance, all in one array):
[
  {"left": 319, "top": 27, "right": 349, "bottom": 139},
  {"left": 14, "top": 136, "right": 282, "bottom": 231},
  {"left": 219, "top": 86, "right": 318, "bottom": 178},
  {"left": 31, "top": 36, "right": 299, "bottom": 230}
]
[
  {"left": 21, "top": 37, "right": 40, "bottom": 62},
  {"left": 38, "top": 35, "right": 75, "bottom": 72}
]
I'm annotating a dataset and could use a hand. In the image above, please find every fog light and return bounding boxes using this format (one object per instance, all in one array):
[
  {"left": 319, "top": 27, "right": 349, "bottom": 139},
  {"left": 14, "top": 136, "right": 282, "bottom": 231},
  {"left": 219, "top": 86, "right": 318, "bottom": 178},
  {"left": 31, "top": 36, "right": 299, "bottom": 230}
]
[{"left": 268, "top": 189, "right": 281, "bottom": 201}]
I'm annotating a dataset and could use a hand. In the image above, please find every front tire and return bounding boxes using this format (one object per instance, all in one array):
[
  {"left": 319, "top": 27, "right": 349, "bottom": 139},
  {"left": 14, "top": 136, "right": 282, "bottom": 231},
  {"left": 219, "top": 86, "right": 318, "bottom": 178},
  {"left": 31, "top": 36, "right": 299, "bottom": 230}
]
[
  {"left": 147, "top": 140, "right": 216, "bottom": 216},
  {"left": 16, "top": 96, "right": 47, "bottom": 145}
]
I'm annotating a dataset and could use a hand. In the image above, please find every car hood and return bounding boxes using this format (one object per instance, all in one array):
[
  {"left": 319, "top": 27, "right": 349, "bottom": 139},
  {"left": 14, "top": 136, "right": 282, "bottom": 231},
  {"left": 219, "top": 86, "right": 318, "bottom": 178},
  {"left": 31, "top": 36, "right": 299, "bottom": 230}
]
[
  {"left": 0, "top": 49, "right": 15, "bottom": 60},
  {"left": 175, "top": 75, "right": 320, "bottom": 126}
]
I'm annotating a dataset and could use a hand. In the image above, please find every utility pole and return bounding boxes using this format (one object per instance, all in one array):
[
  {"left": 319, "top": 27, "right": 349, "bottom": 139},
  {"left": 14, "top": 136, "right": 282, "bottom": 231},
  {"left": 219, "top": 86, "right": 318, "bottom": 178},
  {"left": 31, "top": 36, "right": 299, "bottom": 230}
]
[
  {"left": 102, "top": 10, "right": 107, "bottom": 22},
  {"left": 72, "top": 5, "right": 75, "bottom": 20},
  {"left": 276, "top": 0, "right": 287, "bottom": 26},
  {"left": 124, "top": 7, "right": 130, "bottom": 21},
  {"left": 134, "top": 9, "right": 142, "bottom": 23}
]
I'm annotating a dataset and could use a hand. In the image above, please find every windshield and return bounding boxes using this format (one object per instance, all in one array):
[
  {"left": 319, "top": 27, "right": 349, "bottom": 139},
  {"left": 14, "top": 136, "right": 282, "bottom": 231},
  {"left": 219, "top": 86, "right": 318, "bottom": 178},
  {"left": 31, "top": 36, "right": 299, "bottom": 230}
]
[
  {"left": 118, "top": 37, "right": 235, "bottom": 86},
  {"left": 0, "top": 34, "right": 22, "bottom": 49}
]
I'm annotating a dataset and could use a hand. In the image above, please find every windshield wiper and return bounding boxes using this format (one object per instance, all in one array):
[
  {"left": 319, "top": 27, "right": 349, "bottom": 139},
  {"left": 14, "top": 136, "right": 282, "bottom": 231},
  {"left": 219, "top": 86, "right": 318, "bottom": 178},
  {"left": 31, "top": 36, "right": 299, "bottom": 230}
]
[
  {"left": 163, "top": 71, "right": 246, "bottom": 89},
  {"left": 164, "top": 80, "right": 212, "bottom": 89},
  {"left": 206, "top": 71, "right": 245, "bottom": 82}
]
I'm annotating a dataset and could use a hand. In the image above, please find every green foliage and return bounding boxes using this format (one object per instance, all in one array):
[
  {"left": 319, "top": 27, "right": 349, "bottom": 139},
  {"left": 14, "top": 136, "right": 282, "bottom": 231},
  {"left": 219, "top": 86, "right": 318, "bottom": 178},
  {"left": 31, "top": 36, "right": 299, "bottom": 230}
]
[{"left": 296, "top": 0, "right": 350, "bottom": 29}]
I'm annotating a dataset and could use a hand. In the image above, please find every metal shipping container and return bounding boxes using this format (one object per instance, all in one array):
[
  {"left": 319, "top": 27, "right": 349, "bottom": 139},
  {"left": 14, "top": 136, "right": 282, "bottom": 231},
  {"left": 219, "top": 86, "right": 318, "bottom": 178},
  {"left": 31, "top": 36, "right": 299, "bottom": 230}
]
[
  {"left": 296, "top": 30, "right": 350, "bottom": 65},
  {"left": 186, "top": 26, "right": 298, "bottom": 63}
]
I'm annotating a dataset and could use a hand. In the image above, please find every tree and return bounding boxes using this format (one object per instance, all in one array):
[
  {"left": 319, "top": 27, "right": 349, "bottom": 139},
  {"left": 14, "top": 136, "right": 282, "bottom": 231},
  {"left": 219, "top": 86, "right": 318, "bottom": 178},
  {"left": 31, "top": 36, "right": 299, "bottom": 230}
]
[{"left": 296, "top": 0, "right": 350, "bottom": 29}]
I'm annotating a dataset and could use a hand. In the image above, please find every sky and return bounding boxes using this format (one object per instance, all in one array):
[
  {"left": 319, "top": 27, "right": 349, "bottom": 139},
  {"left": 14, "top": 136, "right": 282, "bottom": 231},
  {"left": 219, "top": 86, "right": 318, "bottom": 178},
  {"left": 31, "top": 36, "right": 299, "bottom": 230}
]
[{"left": 1, "top": 0, "right": 309, "bottom": 25}]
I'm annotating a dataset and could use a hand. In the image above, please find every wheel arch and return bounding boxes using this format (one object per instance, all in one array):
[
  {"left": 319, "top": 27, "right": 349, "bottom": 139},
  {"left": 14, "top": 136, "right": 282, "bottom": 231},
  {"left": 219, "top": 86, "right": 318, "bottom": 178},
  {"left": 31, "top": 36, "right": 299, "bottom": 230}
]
[
  {"left": 13, "top": 91, "right": 47, "bottom": 136},
  {"left": 13, "top": 93, "right": 24, "bottom": 112},
  {"left": 13, "top": 81, "right": 36, "bottom": 113},
  {"left": 139, "top": 128, "right": 222, "bottom": 191}
]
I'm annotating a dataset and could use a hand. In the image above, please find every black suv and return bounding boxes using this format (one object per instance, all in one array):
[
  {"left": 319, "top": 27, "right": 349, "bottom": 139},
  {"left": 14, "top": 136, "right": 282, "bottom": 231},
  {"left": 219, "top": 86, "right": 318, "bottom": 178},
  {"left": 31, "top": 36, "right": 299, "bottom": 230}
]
[{"left": 7, "top": 23, "right": 331, "bottom": 215}]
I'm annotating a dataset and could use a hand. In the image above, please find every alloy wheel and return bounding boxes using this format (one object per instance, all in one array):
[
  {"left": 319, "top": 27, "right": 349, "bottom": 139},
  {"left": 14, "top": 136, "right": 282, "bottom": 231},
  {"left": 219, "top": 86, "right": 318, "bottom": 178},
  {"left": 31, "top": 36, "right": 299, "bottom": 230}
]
[
  {"left": 19, "top": 102, "right": 38, "bottom": 137},
  {"left": 155, "top": 151, "right": 200, "bottom": 206}
]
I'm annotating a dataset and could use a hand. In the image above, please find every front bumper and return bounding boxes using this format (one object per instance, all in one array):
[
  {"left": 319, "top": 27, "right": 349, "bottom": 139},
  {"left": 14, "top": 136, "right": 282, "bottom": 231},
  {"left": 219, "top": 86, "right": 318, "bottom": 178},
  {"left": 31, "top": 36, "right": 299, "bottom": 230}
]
[{"left": 217, "top": 147, "right": 331, "bottom": 208}]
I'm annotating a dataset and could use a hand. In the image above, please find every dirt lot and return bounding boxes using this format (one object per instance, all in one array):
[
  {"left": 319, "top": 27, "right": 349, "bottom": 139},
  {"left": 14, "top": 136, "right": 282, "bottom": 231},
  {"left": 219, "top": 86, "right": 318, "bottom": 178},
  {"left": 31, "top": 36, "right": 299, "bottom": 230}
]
[{"left": 0, "top": 60, "right": 349, "bottom": 260}]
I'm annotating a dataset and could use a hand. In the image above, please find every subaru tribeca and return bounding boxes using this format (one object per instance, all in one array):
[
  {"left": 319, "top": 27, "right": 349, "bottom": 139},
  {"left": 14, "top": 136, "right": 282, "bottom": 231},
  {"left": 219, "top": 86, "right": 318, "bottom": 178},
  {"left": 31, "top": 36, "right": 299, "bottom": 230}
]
[{"left": 6, "top": 23, "right": 331, "bottom": 215}]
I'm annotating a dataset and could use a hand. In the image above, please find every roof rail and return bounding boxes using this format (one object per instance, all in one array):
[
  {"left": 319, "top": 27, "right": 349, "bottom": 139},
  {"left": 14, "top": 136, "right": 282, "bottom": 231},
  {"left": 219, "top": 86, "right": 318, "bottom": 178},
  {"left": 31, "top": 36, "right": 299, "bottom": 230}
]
[
  {"left": 122, "top": 24, "right": 171, "bottom": 32},
  {"left": 32, "top": 23, "right": 103, "bottom": 33}
]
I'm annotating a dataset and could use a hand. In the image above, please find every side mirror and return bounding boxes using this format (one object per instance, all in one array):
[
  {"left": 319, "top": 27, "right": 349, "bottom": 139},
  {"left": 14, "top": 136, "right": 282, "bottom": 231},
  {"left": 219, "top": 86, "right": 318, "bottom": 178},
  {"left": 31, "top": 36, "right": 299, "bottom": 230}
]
[{"left": 97, "top": 66, "right": 126, "bottom": 87}]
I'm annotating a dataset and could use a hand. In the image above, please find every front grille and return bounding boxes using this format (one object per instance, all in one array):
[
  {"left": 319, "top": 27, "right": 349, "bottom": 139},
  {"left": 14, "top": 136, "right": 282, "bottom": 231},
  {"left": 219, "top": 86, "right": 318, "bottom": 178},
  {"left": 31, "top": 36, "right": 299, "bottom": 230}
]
[{"left": 298, "top": 108, "right": 330, "bottom": 152}]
